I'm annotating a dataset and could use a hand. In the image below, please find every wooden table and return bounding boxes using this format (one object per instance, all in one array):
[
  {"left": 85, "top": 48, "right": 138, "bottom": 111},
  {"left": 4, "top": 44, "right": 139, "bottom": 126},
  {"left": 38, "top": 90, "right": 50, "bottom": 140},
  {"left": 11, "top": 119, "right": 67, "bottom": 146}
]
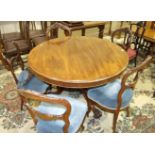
[
  {"left": 28, "top": 36, "right": 128, "bottom": 118},
  {"left": 28, "top": 36, "right": 128, "bottom": 89},
  {"left": 58, "top": 21, "right": 107, "bottom": 38}
]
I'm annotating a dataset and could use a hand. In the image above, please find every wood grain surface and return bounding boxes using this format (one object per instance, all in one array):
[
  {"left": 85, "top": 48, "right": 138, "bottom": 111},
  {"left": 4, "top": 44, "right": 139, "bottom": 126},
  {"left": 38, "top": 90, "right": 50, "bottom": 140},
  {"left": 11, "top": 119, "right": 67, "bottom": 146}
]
[{"left": 28, "top": 36, "right": 128, "bottom": 88}]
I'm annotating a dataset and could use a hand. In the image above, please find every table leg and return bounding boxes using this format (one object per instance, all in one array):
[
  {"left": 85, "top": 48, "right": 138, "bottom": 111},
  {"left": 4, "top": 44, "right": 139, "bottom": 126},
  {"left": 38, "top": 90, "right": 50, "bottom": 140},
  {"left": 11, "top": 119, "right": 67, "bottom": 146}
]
[
  {"left": 81, "top": 28, "right": 85, "bottom": 36},
  {"left": 108, "top": 21, "right": 112, "bottom": 35},
  {"left": 98, "top": 25, "right": 105, "bottom": 38}
]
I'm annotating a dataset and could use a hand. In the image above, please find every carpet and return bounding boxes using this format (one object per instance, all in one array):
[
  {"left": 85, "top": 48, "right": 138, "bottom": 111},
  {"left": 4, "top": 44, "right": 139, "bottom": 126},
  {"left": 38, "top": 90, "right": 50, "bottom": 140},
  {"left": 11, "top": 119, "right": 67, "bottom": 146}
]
[{"left": 0, "top": 62, "right": 155, "bottom": 133}]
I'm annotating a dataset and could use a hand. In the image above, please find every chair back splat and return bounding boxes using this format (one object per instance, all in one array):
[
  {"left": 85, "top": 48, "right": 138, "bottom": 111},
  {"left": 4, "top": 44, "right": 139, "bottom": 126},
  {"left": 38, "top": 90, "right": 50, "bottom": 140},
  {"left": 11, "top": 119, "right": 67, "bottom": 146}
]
[
  {"left": 18, "top": 89, "right": 71, "bottom": 133},
  {"left": 18, "top": 89, "right": 87, "bottom": 133}
]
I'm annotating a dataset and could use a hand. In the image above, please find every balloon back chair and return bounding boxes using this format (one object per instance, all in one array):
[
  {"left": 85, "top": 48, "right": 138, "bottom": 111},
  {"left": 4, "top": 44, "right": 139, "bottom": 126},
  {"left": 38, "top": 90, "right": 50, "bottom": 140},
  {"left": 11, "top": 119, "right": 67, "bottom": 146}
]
[
  {"left": 18, "top": 89, "right": 88, "bottom": 133},
  {"left": 0, "top": 49, "right": 49, "bottom": 110},
  {"left": 87, "top": 56, "right": 152, "bottom": 132}
]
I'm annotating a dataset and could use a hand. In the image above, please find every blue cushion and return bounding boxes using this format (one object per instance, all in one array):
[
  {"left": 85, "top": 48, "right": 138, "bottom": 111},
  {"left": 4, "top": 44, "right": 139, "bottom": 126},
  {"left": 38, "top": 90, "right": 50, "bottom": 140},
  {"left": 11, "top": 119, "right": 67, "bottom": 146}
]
[
  {"left": 17, "top": 70, "right": 48, "bottom": 93},
  {"left": 87, "top": 79, "right": 133, "bottom": 110},
  {"left": 34, "top": 94, "right": 88, "bottom": 133}
]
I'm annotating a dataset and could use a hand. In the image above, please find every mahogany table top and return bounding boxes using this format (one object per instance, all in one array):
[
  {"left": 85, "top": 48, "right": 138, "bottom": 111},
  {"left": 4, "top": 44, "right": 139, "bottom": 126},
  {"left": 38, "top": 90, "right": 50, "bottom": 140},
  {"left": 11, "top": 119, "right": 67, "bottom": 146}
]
[{"left": 28, "top": 36, "right": 128, "bottom": 88}]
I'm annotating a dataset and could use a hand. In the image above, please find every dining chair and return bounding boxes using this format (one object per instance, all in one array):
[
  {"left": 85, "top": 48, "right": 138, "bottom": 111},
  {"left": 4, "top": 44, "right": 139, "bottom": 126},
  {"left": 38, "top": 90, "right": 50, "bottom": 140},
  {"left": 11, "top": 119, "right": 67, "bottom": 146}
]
[
  {"left": 112, "top": 25, "right": 146, "bottom": 66},
  {"left": 0, "top": 21, "right": 24, "bottom": 42},
  {"left": 0, "top": 22, "right": 32, "bottom": 58},
  {"left": 32, "top": 22, "right": 71, "bottom": 46},
  {"left": 130, "top": 23, "right": 152, "bottom": 59},
  {"left": 111, "top": 27, "right": 138, "bottom": 66},
  {"left": 0, "top": 49, "right": 49, "bottom": 110},
  {"left": 18, "top": 89, "right": 88, "bottom": 133},
  {"left": 24, "top": 21, "right": 47, "bottom": 40},
  {"left": 87, "top": 56, "right": 152, "bottom": 132}
]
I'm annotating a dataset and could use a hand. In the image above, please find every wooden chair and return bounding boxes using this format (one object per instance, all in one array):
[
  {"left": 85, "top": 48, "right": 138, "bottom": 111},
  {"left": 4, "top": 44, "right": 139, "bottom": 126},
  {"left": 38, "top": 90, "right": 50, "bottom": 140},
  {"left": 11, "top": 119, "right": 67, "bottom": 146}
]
[
  {"left": 32, "top": 22, "right": 71, "bottom": 46},
  {"left": 0, "top": 21, "right": 32, "bottom": 58},
  {"left": 0, "top": 21, "right": 24, "bottom": 42},
  {"left": 111, "top": 27, "right": 138, "bottom": 66},
  {"left": 87, "top": 56, "right": 152, "bottom": 132},
  {"left": 130, "top": 23, "right": 151, "bottom": 58},
  {"left": 25, "top": 21, "right": 47, "bottom": 39},
  {"left": 18, "top": 89, "right": 87, "bottom": 133},
  {"left": 0, "top": 49, "right": 49, "bottom": 109}
]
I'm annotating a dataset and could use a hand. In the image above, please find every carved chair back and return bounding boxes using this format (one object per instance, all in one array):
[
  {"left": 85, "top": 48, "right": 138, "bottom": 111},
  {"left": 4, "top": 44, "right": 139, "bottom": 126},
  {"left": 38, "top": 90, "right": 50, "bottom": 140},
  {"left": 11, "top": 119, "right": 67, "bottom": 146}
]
[
  {"left": 111, "top": 27, "right": 132, "bottom": 50},
  {"left": 130, "top": 23, "right": 146, "bottom": 51},
  {"left": 116, "top": 55, "right": 152, "bottom": 112},
  {"left": 0, "top": 49, "right": 24, "bottom": 83},
  {"left": 18, "top": 89, "right": 71, "bottom": 133},
  {"left": 46, "top": 22, "right": 71, "bottom": 39}
]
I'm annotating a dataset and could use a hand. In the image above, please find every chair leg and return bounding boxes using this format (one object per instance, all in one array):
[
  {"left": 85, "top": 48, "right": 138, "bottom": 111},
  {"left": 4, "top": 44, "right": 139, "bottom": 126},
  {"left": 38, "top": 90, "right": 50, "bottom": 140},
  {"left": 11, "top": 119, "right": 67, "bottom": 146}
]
[
  {"left": 20, "top": 96, "right": 24, "bottom": 111},
  {"left": 126, "top": 107, "right": 130, "bottom": 117},
  {"left": 112, "top": 112, "right": 119, "bottom": 133},
  {"left": 82, "top": 89, "right": 92, "bottom": 117}
]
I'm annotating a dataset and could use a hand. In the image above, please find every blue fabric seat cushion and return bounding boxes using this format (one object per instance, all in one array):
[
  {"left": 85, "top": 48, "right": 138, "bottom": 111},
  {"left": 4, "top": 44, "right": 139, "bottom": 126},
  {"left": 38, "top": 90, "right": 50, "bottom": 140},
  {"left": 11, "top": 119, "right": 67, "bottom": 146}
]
[
  {"left": 17, "top": 69, "right": 48, "bottom": 93},
  {"left": 34, "top": 94, "right": 88, "bottom": 133},
  {"left": 87, "top": 79, "right": 133, "bottom": 110}
]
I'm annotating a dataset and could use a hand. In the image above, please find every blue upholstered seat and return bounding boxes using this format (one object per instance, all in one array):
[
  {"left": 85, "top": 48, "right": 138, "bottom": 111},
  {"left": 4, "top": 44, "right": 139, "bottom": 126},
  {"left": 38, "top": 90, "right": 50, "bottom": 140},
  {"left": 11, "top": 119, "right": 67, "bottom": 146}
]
[
  {"left": 34, "top": 94, "right": 88, "bottom": 133},
  {"left": 87, "top": 79, "right": 133, "bottom": 110},
  {"left": 17, "top": 70, "right": 48, "bottom": 93}
]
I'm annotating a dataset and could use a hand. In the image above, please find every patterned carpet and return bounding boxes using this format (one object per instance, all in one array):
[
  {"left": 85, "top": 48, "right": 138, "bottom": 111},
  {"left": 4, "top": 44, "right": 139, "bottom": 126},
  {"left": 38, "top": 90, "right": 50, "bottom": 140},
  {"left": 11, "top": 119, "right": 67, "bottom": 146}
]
[{"left": 0, "top": 60, "right": 155, "bottom": 133}]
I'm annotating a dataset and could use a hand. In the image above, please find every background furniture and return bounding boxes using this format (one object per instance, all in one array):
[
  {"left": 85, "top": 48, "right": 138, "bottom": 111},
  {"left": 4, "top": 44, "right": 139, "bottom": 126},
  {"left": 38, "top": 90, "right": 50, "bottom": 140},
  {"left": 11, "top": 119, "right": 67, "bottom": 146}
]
[
  {"left": 87, "top": 56, "right": 152, "bottom": 132},
  {"left": 58, "top": 21, "right": 107, "bottom": 38},
  {"left": 18, "top": 89, "right": 88, "bottom": 133},
  {"left": 0, "top": 21, "right": 32, "bottom": 59},
  {"left": 32, "top": 22, "right": 71, "bottom": 46},
  {"left": 111, "top": 27, "right": 138, "bottom": 66}
]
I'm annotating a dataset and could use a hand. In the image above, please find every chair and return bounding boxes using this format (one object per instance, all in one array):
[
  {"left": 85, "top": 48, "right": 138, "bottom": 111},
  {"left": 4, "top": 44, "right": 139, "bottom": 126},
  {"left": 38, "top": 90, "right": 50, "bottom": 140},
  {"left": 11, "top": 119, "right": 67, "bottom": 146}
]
[
  {"left": 32, "top": 22, "right": 71, "bottom": 46},
  {"left": 0, "top": 21, "right": 32, "bottom": 59},
  {"left": 112, "top": 26, "right": 145, "bottom": 66},
  {"left": 130, "top": 23, "right": 151, "bottom": 58},
  {"left": 111, "top": 27, "right": 137, "bottom": 66},
  {"left": 18, "top": 89, "right": 88, "bottom": 133},
  {"left": 87, "top": 56, "right": 152, "bottom": 132},
  {"left": 25, "top": 21, "right": 47, "bottom": 39},
  {"left": 0, "top": 49, "right": 49, "bottom": 109},
  {"left": 0, "top": 21, "right": 24, "bottom": 42}
]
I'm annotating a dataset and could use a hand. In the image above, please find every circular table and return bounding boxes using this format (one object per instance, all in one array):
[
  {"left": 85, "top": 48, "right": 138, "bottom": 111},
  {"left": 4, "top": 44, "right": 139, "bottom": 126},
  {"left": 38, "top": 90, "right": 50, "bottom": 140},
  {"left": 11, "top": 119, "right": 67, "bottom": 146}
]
[{"left": 28, "top": 36, "right": 129, "bottom": 89}]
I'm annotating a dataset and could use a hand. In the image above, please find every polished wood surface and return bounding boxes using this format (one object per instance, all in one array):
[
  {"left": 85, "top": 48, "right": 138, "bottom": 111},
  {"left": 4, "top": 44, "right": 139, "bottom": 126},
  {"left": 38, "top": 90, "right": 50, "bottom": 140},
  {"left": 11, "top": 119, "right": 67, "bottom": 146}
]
[{"left": 28, "top": 36, "right": 129, "bottom": 88}]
